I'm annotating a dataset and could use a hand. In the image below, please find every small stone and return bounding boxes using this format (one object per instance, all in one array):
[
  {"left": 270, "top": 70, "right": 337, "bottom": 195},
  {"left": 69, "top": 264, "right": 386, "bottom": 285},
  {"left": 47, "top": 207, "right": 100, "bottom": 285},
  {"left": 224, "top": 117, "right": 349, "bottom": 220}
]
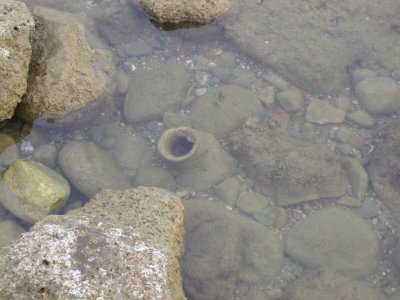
[
  {"left": 336, "top": 195, "right": 362, "bottom": 208},
  {"left": 1, "top": 160, "right": 70, "bottom": 223},
  {"left": 355, "top": 77, "right": 400, "bottom": 115},
  {"left": 335, "top": 126, "right": 359, "bottom": 144},
  {"left": 360, "top": 199, "right": 379, "bottom": 219},
  {"left": 262, "top": 72, "right": 291, "bottom": 90},
  {"left": 252, "top": 206, "right": 276, "bottom": 226},
  {"left": 352, "top": 68, "right": 377, "bottom": 84},
  {"left": 124, "top": 40, "right": 153, "bottom": 57},
  {"left": 32, "top": 144, "right": 58, "bottom": 168},
  {"left": 257, "top": 86, "right": 275, "bottom": 105},
  {"left": 215, "top": 177, "right": 241, "bottom": 206},
  {"left": 346, "top": 110, "right": 376, "bottom": 128},
  {"left": 300, "top": 122, "right": 316, "bottom": 141},
  {"left": 340, "top": 157, "right": 368, "bottom": 199},
  {"left": 195, "top": 87, "right": 207, "bottom": 97},
  {"left": 335, "top": 95, "right": 352, "bottom": 111},
  {"left": 276, "top": 88, "right": 304, "bottom": 112},
  {"left": 335, "top": 143, "right": 354, "bottom": 156},
  {"left": 236, "top": 191, "right": 271, "bottom": 214},
  {"left": 115, "top": 71, "right": 130, "bottom": 95},
  {"left": 306, "top": 98, "right": 345, "bottom": 124}
]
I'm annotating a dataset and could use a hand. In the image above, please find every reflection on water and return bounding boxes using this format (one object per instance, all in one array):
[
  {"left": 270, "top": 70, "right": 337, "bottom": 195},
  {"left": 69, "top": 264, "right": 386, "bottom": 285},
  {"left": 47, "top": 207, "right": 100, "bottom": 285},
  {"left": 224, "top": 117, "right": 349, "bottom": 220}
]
[{"left": 1, "top": 0, "right": 400, "bottom": 298}]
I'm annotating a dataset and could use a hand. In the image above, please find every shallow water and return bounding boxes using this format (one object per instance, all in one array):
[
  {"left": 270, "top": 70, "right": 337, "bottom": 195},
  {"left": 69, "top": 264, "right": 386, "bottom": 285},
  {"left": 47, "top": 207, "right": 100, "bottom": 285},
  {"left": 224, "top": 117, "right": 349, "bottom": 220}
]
[{"left": 1, "top": 0, "right": 400, "bottom": 299}]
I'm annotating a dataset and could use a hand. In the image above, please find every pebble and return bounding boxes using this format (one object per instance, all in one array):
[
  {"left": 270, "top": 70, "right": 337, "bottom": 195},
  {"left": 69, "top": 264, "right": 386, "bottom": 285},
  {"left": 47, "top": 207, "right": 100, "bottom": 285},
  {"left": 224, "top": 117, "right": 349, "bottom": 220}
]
[
  {"left": 300, "top": 122, "right": 316, "bottom": 141},
  {"left": 211, "top": 67, "right": 233, "bottom": 83},
  {"left": 306, "top": 98, "right": 345, "bottom": 124},
  {"left": 195, "top": 87, "right": 208, "bottom": 97},
  {"left": 236, "top": 191, "right": 271, "bottom": 214},
  {"left": 215, "top": 177, "right": 241, "bottom": 206},
  {"left": 252, "top": 207, "right": 276, "bottom": 226},
  {"left": 346, "top": 110, "right": 376, "bottom": 128},
  {"left": 355, "top": 76, "right": 400, "bottom": 115},
  {"left": 336, "top": 195, "right": 362, "bottom": 208},
  {"left": 360, "top": 199, "right": 379, "bottom": 219},
  {"left": 276, "top": 88, "right": 304, "bottom": 112},
  {"left": 335, "top": 95, "right": 352, "bottom": 111},
  {"left": 32, "top": 144, "right": 58, "bottom": 168},
  {"left": 335, "top": 126, "right": 359, "bottom": 144},
  {"left": 340, "top": 157, "right": 368, "bottom": 199},
  {"left": 257, "top": 86, "right": 275, "bottom": 105},
  {"left": 262, "top": 72, "right": 291, "bottom": 90}
]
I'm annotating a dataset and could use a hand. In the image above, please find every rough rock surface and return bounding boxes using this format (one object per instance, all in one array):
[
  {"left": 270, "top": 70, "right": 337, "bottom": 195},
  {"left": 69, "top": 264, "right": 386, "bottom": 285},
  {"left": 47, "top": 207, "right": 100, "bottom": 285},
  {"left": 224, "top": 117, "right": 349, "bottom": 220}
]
[
  {"left": 229, "top": 121, "right": 348, "bottom": 206},
  {"left": 285, "top": 270, "right": 384, "bottom": 300},
  {"left": 0, "top": 187, "right": 186, "bottom": 299},
  {"left": 135, "top": 0, "right": 230, "bottom": 23},
  {"left": 182, "top": 200, "right": 283, "bottom": 300},
  {"left": 124, "top": 61, "right": 191, "bottom": 123},
  {"left": 222, "top": 1, "right": 400, "bottom": 94},
  {"left": 16, "top": 6, "right": 114, "bottom": 124},
  {"left": 58, "top": 141, "right": 131, "bottom": 198},
  {"left": 0, "top": 159, "right": 70, "bottom": 223},
  {"left": 285, "top": 207, "right": 379, "bottom": 279},
  {"left": 355, "top": 77, "right": 400, "bottom": 115},
  {"left": 0, "top": 0, "right": 34, "bottom": 121},
  {"left": 191, "top": 84, "right": 263, "bottom": 137},
  {"left": 367, "top": 118, "right": 400, "bottom": 230}
]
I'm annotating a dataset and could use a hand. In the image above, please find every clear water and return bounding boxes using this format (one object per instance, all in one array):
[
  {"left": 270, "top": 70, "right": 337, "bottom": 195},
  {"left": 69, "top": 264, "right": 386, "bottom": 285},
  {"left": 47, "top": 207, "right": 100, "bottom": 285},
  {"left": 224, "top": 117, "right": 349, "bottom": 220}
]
[{"left": 1, "top": 0, "right": 400, "bottom": 299}]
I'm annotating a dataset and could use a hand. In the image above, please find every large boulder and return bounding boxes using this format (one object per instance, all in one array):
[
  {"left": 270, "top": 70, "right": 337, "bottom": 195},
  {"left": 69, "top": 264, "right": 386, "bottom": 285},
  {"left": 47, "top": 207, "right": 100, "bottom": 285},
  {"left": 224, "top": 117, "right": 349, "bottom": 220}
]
[
  {"left": 124, "top": 61, "right": 191, "bottom": 123},
  {"left": 16, "top": 7, "right": 115, "bottom": 124},
  {"left": 182, "top": 200, "right": 283, "bottom": 299},
  {"left": 285, "top": 207, "right": 379, "bottom": 279},
  {"left": 58, "top": 141, "right": 131, "bottom": 198},
  {"left": 134, "top": 0, "right": 230, "bottom": 23},
  {"left": 0, "top": 0, "right": 34, "bottom": 121},
  {"left": 229, "top": 121, "right": 348, "bottom": 206},
  {"left": 0, "top": 187, "right": 186, "bottom": 299},
  {"left": 221, "top": 1, "right": 400, "bottom": 94}
]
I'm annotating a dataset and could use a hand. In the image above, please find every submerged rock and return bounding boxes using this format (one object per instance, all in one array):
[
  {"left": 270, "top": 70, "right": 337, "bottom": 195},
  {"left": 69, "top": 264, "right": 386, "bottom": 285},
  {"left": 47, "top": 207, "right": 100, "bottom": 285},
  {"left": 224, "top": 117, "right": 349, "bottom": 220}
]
[
  {"left": 124, "top": 61, "right": 191, "bottom": 123},
  {"left": 229, "top": 121, "right": 348, "bottom": 206},
  {"left": 0, "top": 0, "right": 34, "bottom": 121},
  {"left": 17, "top": 7, "right": 114, "bottom": 124},
  {"left": 0, "top": 220, "right": 25, "bottom": 250},
  {"left": 191, "top": 84, "right": 263, "bottom": 137},
  {"left": 182, "top": 200, "right": 283, "bottom": 300},
  {"left": 0, "top": 187, "right": 186, "bottom": 299},
  {"left": 222, "top": 1, "right": 400, "bottom": 94},
  {"left": 355, "top": 77, "right": 400, "bottom": 115},
  {"left": 285, "top": 207, "right": 379, "bottom": 279},
  {"left": 0, "top": 159, "right": 70, "bottom": 223},
  {"left": 285, "top": 270, "right": 384, "bottom": 300},
  {"left": 58, "top": 141, "right": 131, "bottom": 198},
  {"left": 134, "top": 0, "right": 231, "bottom": 23}
]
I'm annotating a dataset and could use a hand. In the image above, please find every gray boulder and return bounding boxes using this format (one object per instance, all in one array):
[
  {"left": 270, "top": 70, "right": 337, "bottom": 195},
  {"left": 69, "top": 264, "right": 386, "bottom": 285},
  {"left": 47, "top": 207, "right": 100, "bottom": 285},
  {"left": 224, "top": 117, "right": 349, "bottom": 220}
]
[
  {"left": 285, "top": 207, "right": 379, "bottom": 279},
  {"left": 0, "top": 0, "right": 34, "bottom": 121},
  {"left": 58, "top": 141, "right": 131, "bottom": 198},
  {"left": 182, "top": 200, "right": 283, "bottom": 299},
  {"left": 17, "top": 7, "right": 115, "bottom": 124},
  {"left": 124, "top": 61, "right": 191, "bottom": 123},
  {"left": 221, "top": 1, "right": 400, "bottom": 94},
  {"left": 134, "top": 0, "right": 230, "bottom": 23},
  {"left": 191, "top": 84, "right": 263, "bottom": 137},
  {"left": 355, "top": 77, "right": 400, "bottom": 115},
  {"left": 229, "top": 121, "right": 348, "bottom": 206},
  {"left": 0, "top": 187, "right": 186, "bottom": 299}
]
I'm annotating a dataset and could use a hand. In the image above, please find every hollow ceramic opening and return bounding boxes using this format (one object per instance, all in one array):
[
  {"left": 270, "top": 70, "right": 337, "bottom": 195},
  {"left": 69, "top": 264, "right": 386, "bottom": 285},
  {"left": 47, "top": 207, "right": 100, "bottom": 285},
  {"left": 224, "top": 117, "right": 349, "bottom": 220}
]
[{"left": 158, "top": 128, "right": 199, "bottom": 162}]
